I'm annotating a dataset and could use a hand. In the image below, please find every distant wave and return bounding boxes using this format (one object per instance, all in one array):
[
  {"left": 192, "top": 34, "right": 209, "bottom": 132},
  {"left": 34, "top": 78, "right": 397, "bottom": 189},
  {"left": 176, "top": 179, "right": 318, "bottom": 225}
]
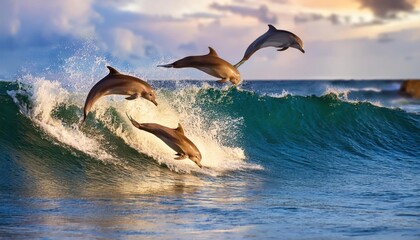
[{"left": 197, "top": 86, "right": 419, "bottom": 174}]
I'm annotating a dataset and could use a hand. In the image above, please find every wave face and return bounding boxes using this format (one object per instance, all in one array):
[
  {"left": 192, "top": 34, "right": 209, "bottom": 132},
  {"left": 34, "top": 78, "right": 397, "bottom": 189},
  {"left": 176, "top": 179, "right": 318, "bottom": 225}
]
[
  {"left": 2, "top": 78, "right": 419, "bottom": 176},
  {"left": 189, "top": 84, "right": 419, "bottom": 175}
]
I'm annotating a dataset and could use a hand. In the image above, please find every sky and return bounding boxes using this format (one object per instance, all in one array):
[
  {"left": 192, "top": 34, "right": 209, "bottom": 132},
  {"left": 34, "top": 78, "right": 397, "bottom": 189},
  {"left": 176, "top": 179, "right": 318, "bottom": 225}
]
[{"left": 1, "top": 0, "right": 420, "bottom": 80}]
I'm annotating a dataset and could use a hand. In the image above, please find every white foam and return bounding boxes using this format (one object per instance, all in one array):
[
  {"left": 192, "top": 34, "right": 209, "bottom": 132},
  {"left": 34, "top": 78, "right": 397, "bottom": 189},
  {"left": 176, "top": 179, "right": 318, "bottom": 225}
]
[
  {"left": 8, "top": 75, "right": 115, "bottom": 163},
  {"left": 268, "top": 89, "right": 292, "bottom": 98},
  {"left": 358, "top": 87, "right": 382, "bottom": 93},
  {"left": 323, "top": 87, "right": 351, "bottom": 99},
  {"left": 323, "top": 86, "right": 384, "bottom": 108},
  {"left": 9, "top": 73, "right": 261, "bottom": 175},
  {"left": 97, "top": 84, "right": 263, "bottom": 175}
]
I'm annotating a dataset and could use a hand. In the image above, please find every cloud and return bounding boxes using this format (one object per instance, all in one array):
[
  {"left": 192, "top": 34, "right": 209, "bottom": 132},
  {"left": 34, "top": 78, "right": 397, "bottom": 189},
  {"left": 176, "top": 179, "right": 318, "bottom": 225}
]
[
  {"left": 269, "top": 0, "right": 288, "bottom": 3},
  {"left": 178, "top": 42, "right": 198, "bottom": 52},
  {"left": 107, "top": 28, "right": 149, "bottom": 58},
  {"left": 295, "top": 1, "right": 418, "bottom": 27},
  {"left": 353, "top": 18, "right": 385, "bottom": 27},
  {"left": 294, "top": 13, "right": 324, "bottom": 24},
  {"left": 0, "top": 0, "right": 98, "bottom": 49},
  {"left": 0, "top": 0, "right": 20, "bottom": 35},
  {"left": 183, "top": 12, "right": 221, "bottom": 19},
  {"left": 358, "top": 0, "right": 416, "bottom": 19},
  {"left": 210, "top": 3, "right": 277, "bottom": 24},
  {"left": 294, "top": 13, "right": 347, "bottom": 25},
  {"left": 235, "top": 0, "right": 288, "bottom": 4},
  {"left": 87, "top": 4, "right": 194, "bottom": 58}
]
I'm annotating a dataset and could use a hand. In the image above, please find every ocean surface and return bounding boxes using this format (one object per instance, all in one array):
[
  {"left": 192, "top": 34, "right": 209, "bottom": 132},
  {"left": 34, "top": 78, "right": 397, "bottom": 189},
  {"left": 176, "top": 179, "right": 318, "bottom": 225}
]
[{"left": 1, "top": 69, "right": 419, "bottom": 239}]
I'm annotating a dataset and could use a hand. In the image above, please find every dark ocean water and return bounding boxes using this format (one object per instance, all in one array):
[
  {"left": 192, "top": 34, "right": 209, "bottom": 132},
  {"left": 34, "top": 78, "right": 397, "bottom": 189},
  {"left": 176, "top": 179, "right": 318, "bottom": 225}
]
[{"left": 1, "top": 77, "right": 419, "bottom": 239}]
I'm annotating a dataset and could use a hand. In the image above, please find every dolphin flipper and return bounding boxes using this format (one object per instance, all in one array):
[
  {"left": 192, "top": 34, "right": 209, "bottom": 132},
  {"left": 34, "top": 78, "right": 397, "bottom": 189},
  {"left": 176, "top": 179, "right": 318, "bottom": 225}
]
[
  {"left": 125, "top": 93, "right": 139, "bottom": 100},
  {"left": 216, "top": 78, "right": 229, "bottom": 84},
  {"left": 78, "top": 117, "right": 86, "bottom": 128},
  {"left": 229, "top": 79, "right": 241, "bottom": 86},
  {"left": 174, "top": 154, "right": 187, "bottom": 160},
  {"left": 277, "top": 47, "right": 289, "bottom": 51}
]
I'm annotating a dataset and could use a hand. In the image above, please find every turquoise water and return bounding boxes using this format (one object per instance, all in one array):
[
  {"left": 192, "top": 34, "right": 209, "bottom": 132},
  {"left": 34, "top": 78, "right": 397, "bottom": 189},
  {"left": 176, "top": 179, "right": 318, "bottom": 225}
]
[{"left": 1, "top": 78, "right": 419, "bottom": 239}]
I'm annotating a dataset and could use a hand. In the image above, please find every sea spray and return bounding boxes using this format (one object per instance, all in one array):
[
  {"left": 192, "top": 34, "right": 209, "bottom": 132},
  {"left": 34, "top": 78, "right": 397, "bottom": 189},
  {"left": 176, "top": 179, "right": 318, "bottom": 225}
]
[
  {"left": 8, "top": 76, "right": 115, "bottom": 162},
  {"left": 8, "top": 76, "right": 260, "bottom": 174},
  {"left": 95, "top": 84, "right": 261, "bottom": 174}
]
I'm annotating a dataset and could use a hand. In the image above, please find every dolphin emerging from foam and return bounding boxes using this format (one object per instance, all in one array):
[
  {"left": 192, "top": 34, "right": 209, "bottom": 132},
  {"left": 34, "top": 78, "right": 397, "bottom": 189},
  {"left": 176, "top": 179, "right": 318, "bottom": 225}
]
[
  {"left": 127, "top": 114, "right": 203, "bottom": 168},
  {"left": 158, "top": 47, "right": 241, "bottom": 85},
  {"left": 80, "top": 66, "right": 158, "bottom": 125},
  {"left": 234, "top": 24, "right": 305, "bottom": 68}
]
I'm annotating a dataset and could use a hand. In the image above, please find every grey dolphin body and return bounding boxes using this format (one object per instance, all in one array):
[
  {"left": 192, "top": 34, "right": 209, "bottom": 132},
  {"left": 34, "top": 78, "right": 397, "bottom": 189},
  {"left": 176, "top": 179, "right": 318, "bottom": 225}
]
[
  {"left": 81, "top": 66, "right": 158, "bottom": 125},
  {"left": 234, "top": 24, "right": 305, "bottom": 68},
  {"left": 158, "top": 47, "right": 241, "bottom": 85},
  {"left": 127, "top": 115, "right": 203, "bottom": 168}
]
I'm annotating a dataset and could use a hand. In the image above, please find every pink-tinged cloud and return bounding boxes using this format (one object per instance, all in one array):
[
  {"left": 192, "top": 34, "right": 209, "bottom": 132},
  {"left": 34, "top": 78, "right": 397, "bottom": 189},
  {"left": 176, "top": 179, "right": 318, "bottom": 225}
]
[
  {"left": 210, "top": 3, "right": 277, "bottom": 24},
  {"left": 359, "top": 0, "right": 416, "bottom": 18}
]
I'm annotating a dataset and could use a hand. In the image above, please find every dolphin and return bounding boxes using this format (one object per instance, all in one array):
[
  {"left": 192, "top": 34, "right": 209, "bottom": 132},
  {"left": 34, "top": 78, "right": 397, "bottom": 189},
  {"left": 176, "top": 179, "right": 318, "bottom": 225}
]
[
  {"left": 234, "top": 24, "right": 305, "bottom": 68},
  {"left": 81, "top": 66, "right": 158, "bottom": 125},
  {"left": 127, "top": 114, "right": 203, "bottom": 168},
  {"left": 158, "top": 47, "right": 241, "bottom": 85}
]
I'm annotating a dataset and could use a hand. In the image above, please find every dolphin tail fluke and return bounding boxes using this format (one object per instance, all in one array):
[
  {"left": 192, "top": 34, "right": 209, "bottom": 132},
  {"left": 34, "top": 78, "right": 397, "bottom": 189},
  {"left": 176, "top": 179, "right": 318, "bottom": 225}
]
[
  {"left": 78, "top": 116, "right": 86, "bottom": 128},
  {"left": 78, "top": 107, "right": 88, "bottom": 127},
  {"left": 126, "top": 112, "right": 142, "bottom": 129},
  {"left": 157, "top": 63, "right": 174, "bottom": 68},
  {"left": 234, "top": 60, "right": 245, "bottom": 69}
]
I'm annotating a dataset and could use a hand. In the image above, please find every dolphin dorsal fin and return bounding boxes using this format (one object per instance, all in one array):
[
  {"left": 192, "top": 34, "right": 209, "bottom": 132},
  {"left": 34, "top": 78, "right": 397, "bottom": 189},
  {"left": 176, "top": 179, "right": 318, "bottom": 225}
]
[
  {"left": 175, "top": 123, "right": 185, "bottom": 135},
  {"left": 207, "top": 47, "right": 218, "bottom": 57},
  {"left": 268, "top": 24, "right": 277, "bottom": 31},
  {"left": 107, "top": 66, "right": 120, "bottom": 75}
]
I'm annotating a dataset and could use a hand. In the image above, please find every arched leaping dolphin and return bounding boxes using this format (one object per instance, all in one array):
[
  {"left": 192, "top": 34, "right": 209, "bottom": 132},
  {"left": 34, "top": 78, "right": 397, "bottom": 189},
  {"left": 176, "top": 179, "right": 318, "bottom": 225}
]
[
  {"left": 234, "top": 24, "right": 305, "bottom": 68},
  {"left": 127, "top": 114, "right": 203, "bottom": 168},
  {"left": 81, "top": 66, "right": 158, "bottom": 125},
  {"left": 158, "top": 47, "right": 241, "bottom": 85}
]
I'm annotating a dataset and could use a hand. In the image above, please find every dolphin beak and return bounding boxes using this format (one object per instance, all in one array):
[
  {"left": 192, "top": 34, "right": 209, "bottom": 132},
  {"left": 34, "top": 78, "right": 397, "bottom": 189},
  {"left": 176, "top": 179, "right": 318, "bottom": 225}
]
[
  {"left": 196, "top": 162, "right": 203, "bottom": 168},
  {"left": 157, "top": 63, "right": 174, "bottom": 68}
]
